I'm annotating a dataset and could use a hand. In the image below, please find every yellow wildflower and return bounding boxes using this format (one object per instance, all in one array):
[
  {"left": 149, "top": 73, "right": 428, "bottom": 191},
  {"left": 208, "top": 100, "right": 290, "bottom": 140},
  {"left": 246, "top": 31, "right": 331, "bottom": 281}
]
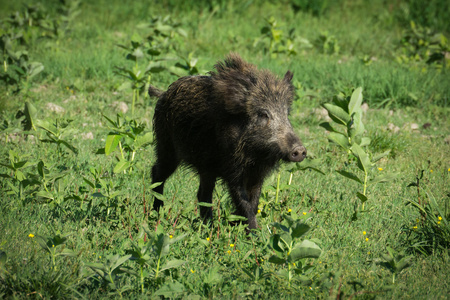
[
  {"left": 378, "top": 167, "right": 383, "bottom": 171},
  {"left": 169, "top": 235, "right": 173, "bottom": 239},
  {"left": 257, "top": 209, "right": 261, "bottom": 214},
  {"left": 28, "top": 233, "right": 35, "bottom": 238},
  {"left": 363, "top": 231, "right": 367, "bottom": 235},
  {"left": 303, "top": 212, "right": 307, "bottom": 215},
  {"left": 438, "top": 216, "right": 442, "bottom": 221},
  {"left": 365, "top": 238, "right": 369, "bottom": 242},
  {"left": 206, "top": 237, "right": 210, "bottom": 241},
  {"left": 190, "top": 269, "right": 195, "bottom": 273},
  {"left": 230, "top": 243, "right": 234, "bottom": 248},
  {"left": 227, "top": 250, "right": 231, "bottom": 254},
  {"left": 288, "top": 208, "right": 292, "bottom": 213}
]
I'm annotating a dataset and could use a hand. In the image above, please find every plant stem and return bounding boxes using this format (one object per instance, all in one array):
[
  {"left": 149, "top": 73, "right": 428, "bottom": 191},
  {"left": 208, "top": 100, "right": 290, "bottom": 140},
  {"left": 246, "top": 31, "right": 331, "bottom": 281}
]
[
  {"left": 140, "top": 265, "right": 144, "bottom": 293},
  {"left": 275, "top": 172, "right": 281, "bottom": 203},
  {"left": 362, "top": 171, "right": 368, "bottom": 210},
  {"left": 155, "top": 256, "right": 161, "bottom": 279}
]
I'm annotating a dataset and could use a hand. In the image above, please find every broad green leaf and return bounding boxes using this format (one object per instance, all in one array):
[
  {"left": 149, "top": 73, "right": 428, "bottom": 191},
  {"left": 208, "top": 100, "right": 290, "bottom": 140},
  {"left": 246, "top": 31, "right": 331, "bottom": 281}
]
[
  {"left": 268, "top": 255, "right": 286, "bottom": 265},
  {"left": 36, "top": 120, "right": 57, "bottom": 136},
  {"left": 105, "top": 134, "right": 121, "bottom": 155},
  {"left": 134, "top": 132, "right": 153, "bottom": 149},
  {"left": 356, "top": 192, "right": 368, "bottom": 203},
  {"left": 155, "top": 234, "right": 170, "bottom": 258},
  {"left": 288, "top": 240, "right": 321, "bottom": 262},
  {"left": 110, "top": 254, "right": 132, "bottom": 272},
  {"left": 24, "top": 101, "right": 37, "bottom": 131},
  {"left": 349, "top": 112, "right": 365, "bottom": 140},
  {"left": 348, "top": 87, "right": 363, "bottom": 115},
  {"left": 36, "top": 190, "right": 54, "bottom": 199},
  {"left": 319, "top": 122, "right": 345, "bottom": 135},
  {"left": 14, "top": 170, "right": 26, "bottom": 182},
  {"left": 113, "top": 160, "right": 131, "bottom": 173},
  {"left": 82, "top": 177, "right": 95, "bottom": 189},
  {"left": 328, "top": 132, "right": 350, "bottom": 150},
  {"left": 336, "top": 170, "right": 362, "bottom": 184},
  {"left": 369, "top": 173, "right": 399, "bottom": 186},
  {"left": 291, "top": 223, "right": 310, "bottom": 239},
  {"left": 60, "top": 140, "right": 78, "bottom": 154},
  {"left": 351, "top": 143, "right": 372, "bottom": 174},
  {"left": 359, "top": 137, "right": 371, "bottom": 147},
  {"left": 154, "top": 281, "right": 185, "bottom": 298},
  {"left": 270, "top": 234, "right": 284, "bottom": 254},
  {"left": 27, "top": 62, "right": 44, "bottom": 79},
  {"left": 58, "top": 248, "right": 77, "bottom": 257},
  {"left": 84, "top": 262, "right": 107, "bottom": 275},
  {"left": 323, "top": 103, "right": 351, "bottom": 126},
  {"left": 395, "top": 255, "right": 413, "bottom": 273},
  {"left": 35, "top": 235, "right": 51, "bottom": 252},
  {"left": 159, "top": 259, "right": 187, "bottom": 272},
  {"left": 372, "top": 150, "right": 391, "bottom": 162}
]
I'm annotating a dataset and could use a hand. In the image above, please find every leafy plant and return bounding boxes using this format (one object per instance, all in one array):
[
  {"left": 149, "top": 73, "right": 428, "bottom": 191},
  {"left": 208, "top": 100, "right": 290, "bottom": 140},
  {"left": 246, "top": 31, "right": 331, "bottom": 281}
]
[
  {"left": 37, "top": 118, "right": 78, "bottom": 156},
  {"left": 126, "top": 226, "right": 187, "bottom": 293},
  {"left": 314, "top": 31, "right": 340, "bottom": 55},
  {"left": 377, "top": 247, "right": 413, "bottom": 284},
  {"left": 0, "top": 150, "right": 37, "bottom": 201},
  {"left": 268, "top": 214, "right": 322, "bottom": 287},
  {"left": 0, "top": 34, "right": 44, "bottom": 92},
  {"left": 169, "top": 52, "right": 203, "bottom": 77},
  {"left": 97, "top": 113, "right": 153, "bottom": 174},
  {"left": 35, "top": 231, "right": 77, "bottom": 271},
  {"left": 84, "top": 254, "right": 133, "bottom": 291},
  {"left": 405, "top": 171, "right": 450, "bottom": 254},
  {"left": 254, "top": 17, "right": 311, "bottom": 58},
  {"left": 397, "top": 21, "right": 449, "bottom": 68},
  {"left": 35, "top": 160, "right": 71, "bottom": 211},
  {"left": 115, "top": 33, "right": 168, "bottom": 116},
  {"left": 320, "top": 87, "right": 394, "bottom": 212}
]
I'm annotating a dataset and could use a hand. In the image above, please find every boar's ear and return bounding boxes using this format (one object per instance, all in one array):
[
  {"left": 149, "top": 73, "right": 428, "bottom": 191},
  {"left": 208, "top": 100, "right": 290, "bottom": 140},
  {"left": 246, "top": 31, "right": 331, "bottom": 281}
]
[
  {"left": 283, "top": 71, "right": 293, "bottom": 83},
  {"left": 222, "top": 86, "right": 247, "bottom": 114},
  {"left": 215, "top": 73, "right": 252, "bottom": 114}
]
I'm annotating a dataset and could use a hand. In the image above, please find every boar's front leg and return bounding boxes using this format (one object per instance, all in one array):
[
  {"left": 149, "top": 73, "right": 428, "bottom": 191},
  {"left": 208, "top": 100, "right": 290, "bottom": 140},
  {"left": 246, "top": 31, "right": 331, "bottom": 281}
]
[
  {"left": 197, "top": 173, "right": 216, "bottom": 222},
  {"left": 228, "top": 179, "right": 262, "bottom": 230}
]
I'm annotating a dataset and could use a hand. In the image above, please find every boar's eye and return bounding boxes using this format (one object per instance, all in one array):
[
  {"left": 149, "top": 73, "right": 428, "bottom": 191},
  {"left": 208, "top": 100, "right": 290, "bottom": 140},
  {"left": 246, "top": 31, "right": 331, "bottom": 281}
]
[{"left": 257, "top": 109, "right": 270, "bottom": 125}]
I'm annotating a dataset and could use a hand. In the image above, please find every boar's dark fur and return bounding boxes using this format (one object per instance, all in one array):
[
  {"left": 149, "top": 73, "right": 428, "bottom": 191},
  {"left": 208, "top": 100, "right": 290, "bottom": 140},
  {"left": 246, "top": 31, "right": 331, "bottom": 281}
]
[{"left": 149, "top": 53, "right": 306, "bottom": 229}]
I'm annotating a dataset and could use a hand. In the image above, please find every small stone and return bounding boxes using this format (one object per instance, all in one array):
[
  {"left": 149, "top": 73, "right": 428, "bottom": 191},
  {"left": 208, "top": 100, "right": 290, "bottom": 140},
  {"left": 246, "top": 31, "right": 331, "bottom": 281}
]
[
  {"left": 81, "top": 132, "right": 94, "bottom": 140},
  {"left": 387, "top": 123, "right": 400, "bottom": 133},
  {"left": 46, "top": 103, "right": 65, "bottom": 113},
  {"left": 111, "top": 101, "right": 128, "bottom": 113}
]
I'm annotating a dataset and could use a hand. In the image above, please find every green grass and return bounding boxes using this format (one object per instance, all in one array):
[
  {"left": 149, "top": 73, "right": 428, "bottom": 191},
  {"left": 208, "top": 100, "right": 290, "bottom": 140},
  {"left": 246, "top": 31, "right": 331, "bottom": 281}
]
[{"left": 1, "top": 0, "right": 449, "bottom": 298}]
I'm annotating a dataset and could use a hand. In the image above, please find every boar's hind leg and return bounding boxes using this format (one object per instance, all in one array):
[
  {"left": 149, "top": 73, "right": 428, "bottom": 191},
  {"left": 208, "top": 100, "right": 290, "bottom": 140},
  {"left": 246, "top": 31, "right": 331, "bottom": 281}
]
[
  {"left": 197, "top": 174, "right": 216, "bottom": 222},
  {"left": 151, "top": 157, "right": 179, "bottom": 211}
]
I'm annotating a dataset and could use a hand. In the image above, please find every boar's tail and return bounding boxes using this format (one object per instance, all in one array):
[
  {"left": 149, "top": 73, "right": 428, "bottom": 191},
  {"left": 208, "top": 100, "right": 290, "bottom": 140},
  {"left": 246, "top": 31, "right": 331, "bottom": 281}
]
[{"left": 148, "top": 85, "right": 164, "bottom": 98}]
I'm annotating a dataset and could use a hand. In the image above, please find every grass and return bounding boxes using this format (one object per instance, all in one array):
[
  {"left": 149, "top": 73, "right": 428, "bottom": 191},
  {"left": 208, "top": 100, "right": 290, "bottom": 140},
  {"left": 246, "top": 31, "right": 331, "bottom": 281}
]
[{"left": 1, "top": 0, "right": 449, "bottom": 298}]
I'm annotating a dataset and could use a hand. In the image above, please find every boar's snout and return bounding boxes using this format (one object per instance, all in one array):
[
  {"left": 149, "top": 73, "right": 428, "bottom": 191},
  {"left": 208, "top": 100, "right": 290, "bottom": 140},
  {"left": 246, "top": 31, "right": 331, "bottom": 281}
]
[{"left": 289, "top": 144, "right": 307, "bottom": 162}]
